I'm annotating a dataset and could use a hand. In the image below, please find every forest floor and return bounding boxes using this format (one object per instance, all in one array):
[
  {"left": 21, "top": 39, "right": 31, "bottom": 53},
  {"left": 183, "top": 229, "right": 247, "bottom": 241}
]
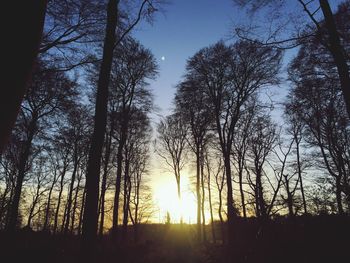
[{"left": 1, "top": 215, "right": 349, "bottom": 263}]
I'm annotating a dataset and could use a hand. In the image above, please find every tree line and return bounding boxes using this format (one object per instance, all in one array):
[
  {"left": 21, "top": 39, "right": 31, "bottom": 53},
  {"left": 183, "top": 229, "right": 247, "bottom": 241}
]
[
  {"left": 156, "top": 0, "right": 350, "bottom": 246},
  {"left": 0, "top": 0, "right": 160, "bottom": 248},
  {"left": 0, "top": 0, "right": 349, "bottom": 255}
]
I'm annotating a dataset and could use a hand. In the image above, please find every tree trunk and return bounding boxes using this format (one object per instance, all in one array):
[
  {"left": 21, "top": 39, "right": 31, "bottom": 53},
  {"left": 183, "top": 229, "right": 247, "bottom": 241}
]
[
  {"left": 61, "top": 200, "right": 69, "bottom": 233},
  {"left": 82, "top": 0, "right": 119, "bottom": 248},
  {"left": 196, "top": 148, "right": 202, "bottom": 242},
  {"left": 335, "top": 176, "right": 344, "bottom": 214},
  {"left": 218, "top": 188, "right": 225, "bottom": 245},
  {"left": 1, "top": 1, "right": 47, "bottom": 153},
  {"left": 64, "top": 152, "right": 78, "bottom": 234},
  {"left": 295, "top": 137, "right": 307, "bottom": 214},
  {"left": 133, "top": 174, "right": 140, "bottom": 242},
  {"left": 112, "top": 137, "right": 124, "bottom": 237},
  {"left": 27, "top": 183, "right": 41, "bottom": 228},
  {"left": 206, "top": 159, "right": 216, "bottom": 243},
  {"left": 223, "top": 152, "right": 234, "bottom": 245},
  {"left": 256, "top": 168, "right": 266, "bottom": 219},
  {"left": 122, "top": 155, "right": 131, "bottom": 241},
  {"left": 319, "top": 0, "right": 350, "bottom": 119},
  {"left": 7, "top": 115, "right": 37, "bottom": 232},
  {"left": 78, "top": 187, "right": 86, "bottom": 235},
  {"left": 98, "top": 128, "right": 113, "bottom": 236},
  {"left": 238, "top": 161, "right": 247, "bottom": 218},
  {"left": 43, "top": 171, "right": 58, "bottom": 231},
  {"left": 53, "top": 166, "right": 67, "bottom": 234},
  {"left": 284, "top": 176, "right": 294, "bottom": 217},
  {"left": 200, "top": 158, "right": 206, "bottom": 242},
  {"left": 71, "top": 168, "right": 83, "bottom": 233}
]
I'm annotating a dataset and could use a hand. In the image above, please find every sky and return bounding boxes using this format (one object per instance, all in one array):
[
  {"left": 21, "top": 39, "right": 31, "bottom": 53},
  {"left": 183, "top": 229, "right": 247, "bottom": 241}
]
[
  {"left": 129, "top": 0, "right": 345, "bottom": 223},
  {"left": 133, "top": 0, "right": 238, "bottom": 116},
  {"left": 131, "top": 0, "right": 238, "bottom": 223},
  {"left": 132, "top": 0, "right": 344, "bottom": 119}
]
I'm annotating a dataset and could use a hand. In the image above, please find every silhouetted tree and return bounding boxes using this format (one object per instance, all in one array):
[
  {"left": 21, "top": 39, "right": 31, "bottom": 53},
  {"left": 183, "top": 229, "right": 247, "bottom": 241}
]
[
  {"left": 232, "top": 97, "right": 260, "bottom": 218},
  {"left": 82, "top": 0, "right": 159, "bottom": 245},
  {"left": 235, "top": 0, "right": 350, "bottom": 119},
  {"left": 287, "top": 43, "right": 350, "bottom": 213},
  {"left": 245, "top": 113, "right": 277, "bottom": 219},
  {"left": 284, "top": 98, "right": 308, "bottom": 214},
  {"left": 175, "top": 79, "right": 213, "bottom": 241},
  {"left": 156, "top": 113, "right": 188, "bottom": 222},
  {"left": 110, "top": 37, "right": 157, "bottom": 237},
  {"left": 82, "top": 0, "right": 119, "bottom": 246},
  {"left": 6, "top": 61, "right": 77, "bottom": 232},
  {"left": 186, "top": 40, "right": 281, "bottom": 246}
]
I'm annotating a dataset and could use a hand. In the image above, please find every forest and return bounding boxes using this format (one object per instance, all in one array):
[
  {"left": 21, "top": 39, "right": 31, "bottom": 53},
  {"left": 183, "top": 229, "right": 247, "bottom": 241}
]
[{"left": 1, "top": 0, "right": 350, "bottom": 262}]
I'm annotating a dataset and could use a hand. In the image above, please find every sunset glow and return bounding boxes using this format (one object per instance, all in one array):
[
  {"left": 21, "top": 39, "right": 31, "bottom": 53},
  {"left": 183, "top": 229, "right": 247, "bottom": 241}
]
[{"left": 153, "top": 174, "right": 198, "bottom": 224}]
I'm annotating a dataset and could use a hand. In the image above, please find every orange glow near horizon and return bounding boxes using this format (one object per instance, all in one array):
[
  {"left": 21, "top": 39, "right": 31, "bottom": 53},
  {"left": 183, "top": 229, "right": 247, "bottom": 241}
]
[{"left": 153, "top": 173, "right": 200, "bottom": 224}]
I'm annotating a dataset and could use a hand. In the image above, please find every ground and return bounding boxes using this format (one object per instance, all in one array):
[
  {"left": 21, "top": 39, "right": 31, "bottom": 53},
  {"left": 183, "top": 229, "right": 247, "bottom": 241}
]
[{"left": 1, "top": 215, "right": 349, "bottom": 263}]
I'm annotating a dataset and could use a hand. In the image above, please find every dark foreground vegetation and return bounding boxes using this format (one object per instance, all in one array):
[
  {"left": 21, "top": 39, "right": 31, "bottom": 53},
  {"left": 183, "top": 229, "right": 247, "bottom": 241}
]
[{"left": 1, "top": 215, "right": 349, "bottom": 263}]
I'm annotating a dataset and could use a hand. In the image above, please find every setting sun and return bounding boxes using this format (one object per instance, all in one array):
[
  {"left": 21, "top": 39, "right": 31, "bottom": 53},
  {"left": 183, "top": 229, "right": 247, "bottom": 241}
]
[{"left": 153, "top": 174, "right": 198, "bottom": 224}]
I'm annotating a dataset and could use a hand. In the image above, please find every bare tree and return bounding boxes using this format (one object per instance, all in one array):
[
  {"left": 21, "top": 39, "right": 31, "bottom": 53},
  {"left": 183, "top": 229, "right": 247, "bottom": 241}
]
[
  {"left": 287, "top": 49, "right": 350, "bottom": 213},
  {"left": 82, "top": 0, "right": 158, "bottom": 245},
  {"left": 284, "top": 98, "right": 308, "bottom": 214},
  {"left": 186, "top": 40, "right": 281, "bottom": 246},
  {"left": 6, "top": 60, "right": 77, "bottom": 232},
  {"left": 245, "top": 113, "right": 277, "bottom": 219},
  {"left": 156, "top": 113, "right": 188, "bottom": 222},
  {"left": 175, "top": 79, "right": 213, "bottom": 241},
  {"left": 110, "top": 37, "right": 157, "bottom": 237},
  {"left": 26, "top": 156, "right": 49, "bottom": 228},
  {"left": 235, "top": 0, "right": 350, "bottom": 119},
  {"left": 232, "top": 97, "right": 260, "bottom": 218}
]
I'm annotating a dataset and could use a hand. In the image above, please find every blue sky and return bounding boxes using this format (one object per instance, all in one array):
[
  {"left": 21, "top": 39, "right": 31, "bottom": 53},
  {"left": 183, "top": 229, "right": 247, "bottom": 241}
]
[
  {"left": 133, "top": 0, "right": 237, "bottom": 117},
  {"left": 132, "top": 0, "right": 345, "bottom": 121},
  {"left": 129, "top": 0, "right": 346, "bottom": 222}
]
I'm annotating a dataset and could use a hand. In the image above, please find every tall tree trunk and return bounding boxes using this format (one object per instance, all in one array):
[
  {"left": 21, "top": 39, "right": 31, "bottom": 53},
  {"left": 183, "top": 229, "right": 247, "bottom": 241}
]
[
  {"left": 238, "top": 160, "right": 247, "bottom": 218},
  {"left": 71, "top": 168, "right": 83, "bottom": 233},
  {"left": 64, "top": 152, "right": 78, "bottom": 234},
  {"left": 176, "top": 173, "right": 183, "bottom": 224},
  {"left": 200, "top": 158, "right": 206, "bottom": 242},
  {"left": 218, "top": 189, "right": 225, "bottom": 245},
  {"left": 206, "top": 160, "right": 216, "bottom": 243},
  {"left": 112, "top": 136, "right": 125, "bottom": 237},
  {"left": 27, "top": 183, "right": 41, "bottom": 228},
  {"left": 43, "top": 171, "right": 58, "bottom": 231},
  {"left": 223, "top": 151, "right": 234, "bottom": 245},
  {"left": 284, "top": 176, "right": 294, "bottom": 217},
  {"left": 61, "top": 199, "right": 69, "bottom": 233},
  {"left": 122, "top": 155, "right": 131, "bottom": 241},
  {"left": 295, "top": 137, "right": 307, "bottom": 214},
  {"left": 1, "top": 1, "right": 47, "bottom": 153},
  {"left": 82, "top": 0, "right": 119, "bottom": 248},
  {"left": 256, "top": 168, "right": 266, "bottom": 219},
  {"left": 133, "top": 190, "right": 140, "bottom": 242},
  {"left": 7, "top": 115, "right": 37, "bottom": 232},
  {"left": 196, "top": 147, "right": 201, "bottom": 242},
  {"left": 99, "top": 127, "right": 113, "bottom": 236},
  {"left": 216, "top": 167, "right": 225, "bottom": 244},
  {"left": 335, "top": 176, "right": 344, "bottom": 214},
  {"left": 4, "top": 181, "right": 15, "bottom": 228},
  {"left": 53, "top": 166, "right": 67, "bottom": 234},
  {"left": 319, "top": 0, "right": 350, "bottom": 119},
  {"left": 78, "top": 187, "right": 86, "bottom": 235},
  {"left": 0, "top": 182, "right": 10, "bottom": 223}
]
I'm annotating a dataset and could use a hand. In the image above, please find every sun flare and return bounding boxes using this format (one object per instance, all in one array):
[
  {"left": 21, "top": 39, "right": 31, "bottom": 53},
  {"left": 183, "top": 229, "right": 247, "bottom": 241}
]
[{"left": 153, "top": 175, "right": 198, "bottom": 224}]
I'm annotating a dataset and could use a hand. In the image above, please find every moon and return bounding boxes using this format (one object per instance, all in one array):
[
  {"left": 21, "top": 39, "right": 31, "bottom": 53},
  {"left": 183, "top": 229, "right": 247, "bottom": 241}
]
[{"left": 161, "top": 56, "right": 165, "bottom": 61}]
